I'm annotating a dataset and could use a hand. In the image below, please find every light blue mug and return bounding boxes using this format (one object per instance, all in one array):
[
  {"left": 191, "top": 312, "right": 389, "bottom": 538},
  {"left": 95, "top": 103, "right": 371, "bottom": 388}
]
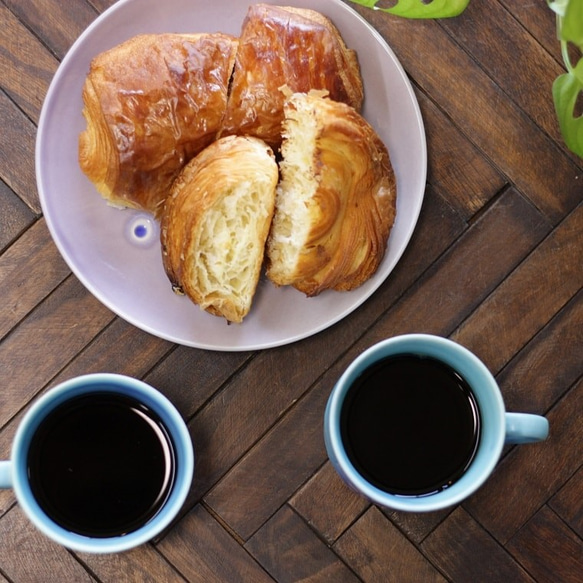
[
  {"left": 324, "top": 334, "right": 549, "bottom": 512},
  {"left": 0, "top": 374, "right": 194, "bottom": 553}
]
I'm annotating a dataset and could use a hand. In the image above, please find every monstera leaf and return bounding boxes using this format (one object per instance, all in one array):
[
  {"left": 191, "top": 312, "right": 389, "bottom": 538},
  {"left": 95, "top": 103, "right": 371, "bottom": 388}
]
[{"left": 347, "top": 0, "right": 470, "bottom": 19}]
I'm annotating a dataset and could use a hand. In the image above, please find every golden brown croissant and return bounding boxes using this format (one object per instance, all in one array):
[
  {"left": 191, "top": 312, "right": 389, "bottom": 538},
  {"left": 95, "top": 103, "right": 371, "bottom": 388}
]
[
  {"left": 220, "top": 4, "right": 364, "bottom": 149},
  {"left": 266, "top": 93, "right": 396, "bottom": 296},
  {"left": 160, "top": 135, "right": 278, "bottom": 323},
  {"left": 79, "top": 33, "right": 238, "bottom": 216}
]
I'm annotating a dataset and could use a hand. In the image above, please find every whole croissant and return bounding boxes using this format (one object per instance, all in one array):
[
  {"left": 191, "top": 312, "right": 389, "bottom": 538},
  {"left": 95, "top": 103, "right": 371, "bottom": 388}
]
[
  {"left": 266, "top": 93, "right": 397, "bottom": 296},
  {"left": 219, "top": 3, "right": 364, "bottom": 149},
  {"left": 79, "top": 33, "right": 238, "bottom": 216}
]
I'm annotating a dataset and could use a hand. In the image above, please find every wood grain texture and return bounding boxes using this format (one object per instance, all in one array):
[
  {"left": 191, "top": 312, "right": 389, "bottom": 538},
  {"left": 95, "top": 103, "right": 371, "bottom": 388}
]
[
  {"left": 506, "top": 506, "right": 583, "bottom": 583},
  {"left": 78, "top": 545, "right": 189, "bottom": 583},
  {"left": 3, "top": 0, "right": 98, "bottom": 60},
  {"left": 157, "top": 504, "right": 275, "bottom": 583},
  {"left": 0, "top": 506, "right": 96, "bottom": 582},
  {"left": 499, "top": 0, "right": 561, "bottom": 60},
  {"left": 421, "top": 508, "right": 535, "bottom": 582},
  {"left": 290, "top": 461, "right": 369, "bottom": 544},
  {"left": 0, "top": 3, "right": 58, "bottom": 122},
  {"left": 358, "top": 7, "right": 583, "bottom": 223},
  {"left": 496, "top": 288, "right": 583, "bottom": 412},
  {"left": 416, "top": 90, "right": 506, "bottom": 219},
  {"left": 0, "top": 277, "right": 113, "bottom": 427},
  {"left": 0, "top": 219, "right": 70, "bottom": 339},
  {"left": 549, "top": 466, "right": 583, "bottom": 538},
  {"left": 335, "top": 507, "right": 447, "bottom": 582},
  {"left": 204, "top": 368, "right": 332, "bottom": 540},
  {"left": 364, "top": 189, "right": 551, "bottom": 343},
  {"left": 246, "top": 505, "right": 361, "bottom": 582},
  {"left": 441, "top": 0, "right": 573, "bottom": 155},
  {"left": 0, "top": 0, "right": 580, "bottom": 581},
  {"left": 0, "top": 180, "right": 34, "bottom": 252},
  {"left": 453, "top": 203, "right": 583, "bottom": 373},
  {"left": 466, "top": 377, "right": 583, "bottom": 542},
  {"left": 0, "top": 90, "right": 39, "bottom": 212}
]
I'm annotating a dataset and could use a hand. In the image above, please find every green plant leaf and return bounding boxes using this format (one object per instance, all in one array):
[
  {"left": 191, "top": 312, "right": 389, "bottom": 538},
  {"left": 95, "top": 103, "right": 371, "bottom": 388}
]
[
  {"left": 552, "top": 59, "right": 583, "bottom": 158},
  {"left": 550, "top": 0, "right": 583, "bottom": 158},
  {"left": 347, "top": 0, "right": 471, "bottom": 19},
  {"left": 548, "top": 0, "right": 570, "bottom": 18},
  {"left": 560, "top": 0, "right": 583, "bottom": 46}
]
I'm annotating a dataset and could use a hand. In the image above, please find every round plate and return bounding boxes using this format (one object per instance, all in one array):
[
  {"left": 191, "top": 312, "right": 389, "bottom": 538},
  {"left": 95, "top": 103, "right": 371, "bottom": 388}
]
[{"left": 36, "top": 0, "right": 426, "bottom": 351}]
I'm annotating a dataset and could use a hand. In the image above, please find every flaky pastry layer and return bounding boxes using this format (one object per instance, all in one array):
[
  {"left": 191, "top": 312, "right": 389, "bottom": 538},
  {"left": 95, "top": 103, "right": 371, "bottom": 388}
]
[
  {"left": 160, "top": 136, "right": 278, "bottom": 323},
  {"left": 79, "top": 33, "right": 238, "bottom": 216},
  {"left": 219, "top": 3, "right": 364, "bottom": 149},
  {"left": 266, "top": 93, "right": 397, "bottom": 296}
]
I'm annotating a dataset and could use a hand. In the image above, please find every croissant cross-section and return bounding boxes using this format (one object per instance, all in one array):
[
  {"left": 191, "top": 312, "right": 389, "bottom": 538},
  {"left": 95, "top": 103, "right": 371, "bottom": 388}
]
[
  {"left": 160, "top": 136, "right": 279, "bottom": 324},
  {"left": 266, "top": 93, "right": 397, "bottom": 296}
]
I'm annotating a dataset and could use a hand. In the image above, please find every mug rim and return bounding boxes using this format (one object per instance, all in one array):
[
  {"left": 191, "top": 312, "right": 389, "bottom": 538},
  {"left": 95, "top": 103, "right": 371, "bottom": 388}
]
[
  {"left": 11, "top": 373, "right": 194, "bottom": 553},
  {"left": 324, "top": 334, "right": 506, "bottom": 512}
]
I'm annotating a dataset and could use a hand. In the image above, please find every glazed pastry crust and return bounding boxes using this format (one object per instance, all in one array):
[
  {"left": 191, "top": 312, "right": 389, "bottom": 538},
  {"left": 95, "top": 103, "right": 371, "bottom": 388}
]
[
  {"left": 160, "top": 136, "right": 278, "bottom": 323},
  {"left": 79, "top": 33, "right": 238, "bottom": 216},
  {"left": 220, "top": 4, "right": 364, "bottom": 149},
  {"left": 266, "top": 93, "right": 396, "bottom": 296}
]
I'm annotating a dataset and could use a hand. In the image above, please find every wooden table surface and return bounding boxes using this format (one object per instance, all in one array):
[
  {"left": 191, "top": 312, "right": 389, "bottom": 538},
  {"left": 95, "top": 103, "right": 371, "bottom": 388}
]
[{"left": 1, "top": 0, "right": 582, "bottom": 581}]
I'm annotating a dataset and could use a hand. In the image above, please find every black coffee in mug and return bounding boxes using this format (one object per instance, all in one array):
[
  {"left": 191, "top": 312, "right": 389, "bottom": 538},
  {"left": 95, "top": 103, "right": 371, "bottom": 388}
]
[
  {"left": 27, "top": 392, "right": 176, "bottom": 537},
  {"left": 340, "top": 354, "right": 481, "bottom": 496}
]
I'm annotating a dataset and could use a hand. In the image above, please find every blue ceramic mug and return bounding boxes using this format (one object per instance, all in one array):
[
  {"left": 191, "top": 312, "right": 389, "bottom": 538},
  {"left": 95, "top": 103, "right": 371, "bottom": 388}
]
[
  {"left": 0, "top": 374, "right": 194, "bottom": 553},
  {"left": 324, "top": 334, "right": 549, "bottom": 512}
]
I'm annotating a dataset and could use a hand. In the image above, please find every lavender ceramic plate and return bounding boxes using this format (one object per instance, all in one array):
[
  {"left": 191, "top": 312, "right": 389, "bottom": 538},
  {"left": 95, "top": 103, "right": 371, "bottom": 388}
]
[{"left": 36, "top": 0, "right": 426, "bottom": 351}]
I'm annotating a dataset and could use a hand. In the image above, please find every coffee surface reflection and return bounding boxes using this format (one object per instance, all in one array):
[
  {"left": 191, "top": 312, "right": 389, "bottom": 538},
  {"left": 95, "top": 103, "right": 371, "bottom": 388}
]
[
  {"left": 27, "top": 392, "right": 176, "bottom": 537},
  {"left": 340, "top": 354, "right": 481, "bottom": 496}
]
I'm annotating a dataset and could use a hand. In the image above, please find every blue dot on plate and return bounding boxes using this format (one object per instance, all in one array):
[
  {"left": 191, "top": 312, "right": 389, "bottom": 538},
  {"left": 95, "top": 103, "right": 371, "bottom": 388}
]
[
  {"left": 125, "top": 213, "right": 158, "bottom": 248},
  {"left": 134, "top": 224, "right": 148, "bottom": 238}
]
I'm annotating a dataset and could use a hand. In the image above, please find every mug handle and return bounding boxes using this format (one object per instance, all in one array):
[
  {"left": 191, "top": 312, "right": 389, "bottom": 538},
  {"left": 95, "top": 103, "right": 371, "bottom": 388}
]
[
  {"left": 505, "top": 413, "right": 549, "bottom": 444},
  {"left": 0, "top": 461, "right": 12, "bottom": 488}
]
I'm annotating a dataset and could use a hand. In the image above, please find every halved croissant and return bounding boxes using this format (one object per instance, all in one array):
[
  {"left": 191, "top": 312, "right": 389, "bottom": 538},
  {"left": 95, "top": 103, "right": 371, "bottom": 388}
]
[
  {"left": 266, "top": 93, "right": 397, "bottom": 296},
  {"left": 160, "top": 136, "right": 278, "bottom": 323},
  {"left": 79, "top": 33, "right": 238, "bottom": 216},
  {"left": 220, "top": 4, "right": 364, "bottom": 149}
]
